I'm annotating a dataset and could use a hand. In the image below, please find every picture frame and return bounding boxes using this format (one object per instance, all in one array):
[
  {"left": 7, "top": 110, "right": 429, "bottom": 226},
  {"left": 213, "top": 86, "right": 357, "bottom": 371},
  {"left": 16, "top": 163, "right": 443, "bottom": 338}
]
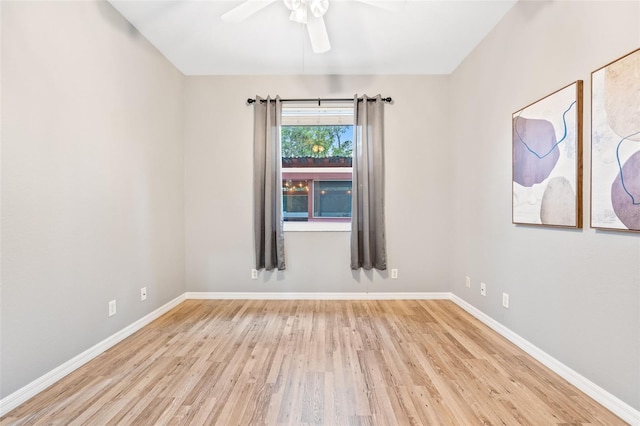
[
  {"left": 590, "top": 48, "right": 640, "bottom": 232},
  {"left": 512, "top": 81, "right": 583, "bottom": 228}
]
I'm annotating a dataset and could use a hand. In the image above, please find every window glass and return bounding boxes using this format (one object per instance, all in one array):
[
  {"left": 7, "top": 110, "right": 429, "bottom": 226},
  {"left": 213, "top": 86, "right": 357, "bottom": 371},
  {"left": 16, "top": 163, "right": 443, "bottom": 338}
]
[
  {"left": 314, "top": 181, "right": 352, "bottom": 218},
  {"left": 283, "top": 179, "right": 309, "bottom": 221}
]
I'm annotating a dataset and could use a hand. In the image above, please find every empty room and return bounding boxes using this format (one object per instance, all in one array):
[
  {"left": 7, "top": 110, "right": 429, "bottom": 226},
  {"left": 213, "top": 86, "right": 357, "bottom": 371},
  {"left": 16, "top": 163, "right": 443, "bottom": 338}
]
[{"left": 1, "top": 0, "right": 639, "bottom": 424}]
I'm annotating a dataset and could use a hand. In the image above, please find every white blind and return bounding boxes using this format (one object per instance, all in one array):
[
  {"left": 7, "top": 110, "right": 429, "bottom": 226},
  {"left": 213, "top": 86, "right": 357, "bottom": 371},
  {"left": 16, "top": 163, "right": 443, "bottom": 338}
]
[{"left": 281, "top": 106, "right": 354, "bottom": 126}]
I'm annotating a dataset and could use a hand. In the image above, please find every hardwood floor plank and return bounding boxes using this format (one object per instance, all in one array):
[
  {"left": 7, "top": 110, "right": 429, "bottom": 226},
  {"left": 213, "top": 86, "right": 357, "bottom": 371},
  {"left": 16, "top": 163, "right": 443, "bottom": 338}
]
[
  {"left": 0, "top": 300, "right": 627, "bottom": 425},
  {"left": 301, "top": 372, "right": 324, "bottom": 424}
]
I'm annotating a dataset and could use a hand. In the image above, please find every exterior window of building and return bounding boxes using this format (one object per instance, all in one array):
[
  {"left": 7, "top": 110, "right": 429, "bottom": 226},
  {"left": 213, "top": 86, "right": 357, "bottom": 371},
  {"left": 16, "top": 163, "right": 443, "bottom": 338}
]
[
  {"left": 281, "top": 105, "right": 353, "bottom": 231},
  {"left": 314, "top": 180, "right": 352, "bottom": 218},
  {"left": 282, "top": 179, "right": 309, "bottom": 221}
]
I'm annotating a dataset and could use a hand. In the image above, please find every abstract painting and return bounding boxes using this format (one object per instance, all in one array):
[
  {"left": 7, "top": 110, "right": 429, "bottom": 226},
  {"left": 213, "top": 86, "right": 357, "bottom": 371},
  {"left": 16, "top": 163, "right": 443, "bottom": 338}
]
[
  {"left": 591, "top": 48, "right": 640, "bottom": 232},
  {"left": 512, "top": 81, "right": 583, "bottom": 227}
]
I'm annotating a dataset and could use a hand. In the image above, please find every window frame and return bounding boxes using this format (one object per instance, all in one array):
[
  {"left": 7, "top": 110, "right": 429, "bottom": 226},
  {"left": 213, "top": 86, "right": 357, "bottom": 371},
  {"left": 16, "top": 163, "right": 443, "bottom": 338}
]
[{"left": 281, "top": 105, "right": 354, "bottom": 232}]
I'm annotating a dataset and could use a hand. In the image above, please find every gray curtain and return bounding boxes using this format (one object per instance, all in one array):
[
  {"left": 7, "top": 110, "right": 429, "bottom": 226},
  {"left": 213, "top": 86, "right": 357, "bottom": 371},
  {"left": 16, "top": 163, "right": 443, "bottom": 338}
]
[
  {"left": 351, "top": 94, "right": 387, "bottom": 270},
  {"left": 254, "top": 96, "right": 285, "bottom": 270}
]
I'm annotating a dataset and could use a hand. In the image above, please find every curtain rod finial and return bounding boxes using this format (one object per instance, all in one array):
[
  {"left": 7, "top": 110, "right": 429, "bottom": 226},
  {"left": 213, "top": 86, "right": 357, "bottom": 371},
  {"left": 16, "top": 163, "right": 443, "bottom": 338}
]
[{"left": 247, "top": 98, "right": 256, "bottom": 104}]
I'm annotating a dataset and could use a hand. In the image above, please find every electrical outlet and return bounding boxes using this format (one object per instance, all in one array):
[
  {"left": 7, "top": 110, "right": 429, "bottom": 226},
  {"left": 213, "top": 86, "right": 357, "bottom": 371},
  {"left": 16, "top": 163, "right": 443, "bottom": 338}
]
[
  {"left": 140, "top": 287, "right": 147, "bottom": 301},
  {"left": 391, "top": 269, "right": 398, "bottom": 279},
  {"left": 251, "top": 269, "right": 258, "bottom": 279},
  {"left": 108, "top": 300, "right": 116, "bottom": 317},
  {"left": 465, "top": 276, "right": 471, "bottom": 288},
  {"left": 480, "top": 282, "right": 486, "bottom": 297},
  {"left": 502, "top": 292, "right": 510, "bottom": 309}
]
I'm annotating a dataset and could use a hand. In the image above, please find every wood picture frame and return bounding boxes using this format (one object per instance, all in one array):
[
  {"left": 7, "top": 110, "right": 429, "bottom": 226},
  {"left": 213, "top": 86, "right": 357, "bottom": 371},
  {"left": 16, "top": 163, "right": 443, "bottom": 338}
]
[
  {"left": 512, "top": 81, "right": 583, "bottom": 228},
  {"left": 590, "top": 48, "right": 640, "bottom": 232}
]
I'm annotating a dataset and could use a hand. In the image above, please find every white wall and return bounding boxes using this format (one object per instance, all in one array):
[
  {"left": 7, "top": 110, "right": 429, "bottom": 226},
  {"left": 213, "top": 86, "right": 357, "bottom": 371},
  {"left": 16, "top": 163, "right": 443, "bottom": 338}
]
[
  {"left": 1, "top": 1, "right": 185, "bottom": 398},
  {"left": 184, "top": 75, "right": 452, "bottom": 294},
  {"left": 449, "top": 0, "right": 640, "bottom": 411}
]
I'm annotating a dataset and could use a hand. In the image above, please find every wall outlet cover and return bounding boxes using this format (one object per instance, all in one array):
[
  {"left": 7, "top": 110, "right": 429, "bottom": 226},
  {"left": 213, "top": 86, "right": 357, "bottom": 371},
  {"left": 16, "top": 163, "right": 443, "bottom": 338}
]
[
  {"left": 108, "top": 300, "right": 116, "bottom": 317},
  {"left": 502, "top": 293, "right": 510, "bottom": 309}
]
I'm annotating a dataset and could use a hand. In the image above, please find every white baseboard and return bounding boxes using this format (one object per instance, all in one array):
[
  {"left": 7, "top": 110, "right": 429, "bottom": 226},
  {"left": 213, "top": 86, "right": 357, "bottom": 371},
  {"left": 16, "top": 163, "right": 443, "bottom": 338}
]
[
  {"left": 450, "top": 294, "right": 640, "bottom": 425},
  {"left": 0, "top": 294, "right": 186, "bottom": 417},
  {"left": 2, "top": 291, "right": 638, "bottom": 425},
  {"left": 185, "top": 291, "right": 452, "bottom": 300}
]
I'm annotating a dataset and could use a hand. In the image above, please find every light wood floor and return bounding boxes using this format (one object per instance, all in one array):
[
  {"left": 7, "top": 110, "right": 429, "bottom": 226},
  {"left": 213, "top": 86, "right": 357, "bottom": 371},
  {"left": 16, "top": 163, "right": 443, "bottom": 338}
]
[{"left": 1, "top": 299, "right": 626, "bottom": 425}]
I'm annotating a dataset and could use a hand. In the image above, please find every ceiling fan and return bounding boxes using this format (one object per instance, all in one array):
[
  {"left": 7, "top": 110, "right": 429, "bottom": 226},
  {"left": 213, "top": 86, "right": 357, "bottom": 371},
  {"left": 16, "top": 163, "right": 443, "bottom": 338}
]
[{"left": 221, "top": 0, "right": 396, "bottom": 54}]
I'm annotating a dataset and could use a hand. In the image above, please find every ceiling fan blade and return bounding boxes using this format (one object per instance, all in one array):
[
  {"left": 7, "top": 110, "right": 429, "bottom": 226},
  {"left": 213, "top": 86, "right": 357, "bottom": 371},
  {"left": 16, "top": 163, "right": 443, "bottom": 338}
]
[
  {"left": 221, "top": 0, "right": 278, "bottom": 23},
  {"left": 306, "top": 15, "right": 330, "bottom": 53}
]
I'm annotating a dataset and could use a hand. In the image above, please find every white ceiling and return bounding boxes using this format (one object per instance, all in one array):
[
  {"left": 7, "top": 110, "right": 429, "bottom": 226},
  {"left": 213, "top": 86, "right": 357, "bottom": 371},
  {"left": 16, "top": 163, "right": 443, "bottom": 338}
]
[{"left": 108, "top": 0, "right": 518, "bottom": 75}]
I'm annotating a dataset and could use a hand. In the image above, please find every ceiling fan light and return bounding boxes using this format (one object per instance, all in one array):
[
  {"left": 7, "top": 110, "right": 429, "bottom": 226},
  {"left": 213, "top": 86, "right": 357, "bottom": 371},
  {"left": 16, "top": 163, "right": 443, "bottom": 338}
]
[
  {"left": 282, "top": 0, "right": 301, "bottom": 11},
  {"left": 308, "top": 0, "right": 328, "bottom": 17},
  {"left": 289, "top": 7, "right": 307, "bottom": 24}
]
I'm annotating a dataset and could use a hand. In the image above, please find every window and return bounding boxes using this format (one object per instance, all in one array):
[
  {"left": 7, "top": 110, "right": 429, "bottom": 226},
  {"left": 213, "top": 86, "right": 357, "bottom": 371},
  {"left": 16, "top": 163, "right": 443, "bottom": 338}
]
[
  {"left": 281, "top": 105, "right": 354, "bottom": 231},
  {"left": 314, "top": 180, "right": 352, "bottom": 218}
]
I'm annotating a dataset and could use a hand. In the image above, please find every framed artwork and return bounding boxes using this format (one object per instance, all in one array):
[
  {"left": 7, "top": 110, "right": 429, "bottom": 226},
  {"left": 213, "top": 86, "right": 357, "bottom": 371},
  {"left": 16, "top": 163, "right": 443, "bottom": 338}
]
[
  {"left": 591, "top": 48, "right": 640, "bottom": 232},
  {"left": 512, "top": 81, "right": 583, "bottom": 227}
]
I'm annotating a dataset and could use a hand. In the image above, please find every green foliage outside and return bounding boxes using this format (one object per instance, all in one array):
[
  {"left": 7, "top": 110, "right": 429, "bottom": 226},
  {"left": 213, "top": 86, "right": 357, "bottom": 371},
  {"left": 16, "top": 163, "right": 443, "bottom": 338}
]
[{"left": 281, "top": 126, "right": 352, "bottom": 158}]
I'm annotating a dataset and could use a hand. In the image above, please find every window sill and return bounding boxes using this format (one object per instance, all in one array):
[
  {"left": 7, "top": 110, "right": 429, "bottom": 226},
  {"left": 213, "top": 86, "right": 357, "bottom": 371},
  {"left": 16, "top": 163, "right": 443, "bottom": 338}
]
[{"left": 283, "top": 221, "right": 351, "bottom": 232}]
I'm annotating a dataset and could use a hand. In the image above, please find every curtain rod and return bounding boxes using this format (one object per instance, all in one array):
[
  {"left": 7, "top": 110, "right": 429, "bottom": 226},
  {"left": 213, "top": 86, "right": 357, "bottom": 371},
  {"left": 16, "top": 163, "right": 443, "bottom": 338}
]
[{"left": 246, "top": 97, "right": 392, "bottom": 105}]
